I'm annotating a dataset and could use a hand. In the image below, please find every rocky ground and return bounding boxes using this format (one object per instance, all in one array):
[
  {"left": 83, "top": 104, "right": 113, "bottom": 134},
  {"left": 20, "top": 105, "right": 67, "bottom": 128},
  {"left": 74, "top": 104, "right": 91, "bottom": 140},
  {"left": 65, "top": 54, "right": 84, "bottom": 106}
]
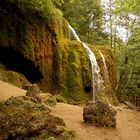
[{"left": 0, "top": 80, "right": 140, "bottom": 140}]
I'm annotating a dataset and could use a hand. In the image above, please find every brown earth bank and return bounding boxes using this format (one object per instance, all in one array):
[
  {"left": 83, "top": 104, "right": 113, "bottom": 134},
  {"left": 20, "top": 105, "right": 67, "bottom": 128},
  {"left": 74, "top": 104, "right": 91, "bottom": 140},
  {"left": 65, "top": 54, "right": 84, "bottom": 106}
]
[{"left": 0, "top": 80, "right": 140, "bottom": 140}]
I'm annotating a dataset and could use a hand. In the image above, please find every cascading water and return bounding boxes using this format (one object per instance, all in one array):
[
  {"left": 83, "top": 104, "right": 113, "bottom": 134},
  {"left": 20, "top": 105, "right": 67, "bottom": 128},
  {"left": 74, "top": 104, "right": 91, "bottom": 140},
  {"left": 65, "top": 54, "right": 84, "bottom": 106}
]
[
  {"left": 100, "top": 52, "right": 107, "bottom": 73},
  {"left": 68, "top": 24, "right": 104, "bottom": 102},
  {"left": 99, "top": 51, "right": 110, "bottom": 84}
]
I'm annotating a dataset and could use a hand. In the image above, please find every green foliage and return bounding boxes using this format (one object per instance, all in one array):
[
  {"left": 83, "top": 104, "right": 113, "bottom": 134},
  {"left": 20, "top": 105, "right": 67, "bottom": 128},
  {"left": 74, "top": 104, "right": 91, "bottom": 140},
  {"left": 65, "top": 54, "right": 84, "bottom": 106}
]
[
  {"left": 51, "top": 0, "right": 64, "bottom": 8},
  {"left": 117, "top": 28, "right": 140, "bottom": 101},
  {"left": 60, "top": 0, "right": 107, "bottom": 45},
  {"left": 115, "top": 0, "right": 140, "bottom": 16},
  {"left": 53, "top": 39, "right": 92, "bottom": 103}
]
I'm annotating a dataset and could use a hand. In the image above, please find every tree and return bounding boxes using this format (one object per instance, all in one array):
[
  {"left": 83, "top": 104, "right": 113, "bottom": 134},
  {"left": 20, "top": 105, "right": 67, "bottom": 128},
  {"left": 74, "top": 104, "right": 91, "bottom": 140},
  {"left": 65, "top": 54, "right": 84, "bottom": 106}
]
[
  {"left": 61, "top": 0, "right": 107, "bottom": 44},
  {"left": 117, "top": 29, "right": 140, "bottom": 102},
  {"left": 113, "top": 0, "right": 140, "bottom": 104}
]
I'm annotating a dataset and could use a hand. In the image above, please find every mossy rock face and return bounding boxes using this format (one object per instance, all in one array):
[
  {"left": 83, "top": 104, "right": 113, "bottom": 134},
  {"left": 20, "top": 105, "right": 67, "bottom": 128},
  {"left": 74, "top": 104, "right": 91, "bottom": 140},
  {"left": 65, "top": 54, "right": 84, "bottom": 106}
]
[
  {"left": 98, "top": 47, "right": 118, "bottom": 105},
  {"left": 37, "top": 93, "right": 57, "bottom": 107},
  {"left": 53, "top": 39, "right": 92, "bottom": 103},
  {"left": 54, "top": 95, "right": 68, "bottom": 103},
  {"left": 0, "top": 0, "right": 70, "bottom": 92},
  {"left": 0, "top": 96, "right": 76, "bottom": 140},
  {"left": 0, "top": 0, "right": 117, "bottom": 103},
  {"left": 0, "top": 64, "right": 30, "bottom": 87},
  {"left": 89, "top": 45, "right": 118, "bottom": 105}
]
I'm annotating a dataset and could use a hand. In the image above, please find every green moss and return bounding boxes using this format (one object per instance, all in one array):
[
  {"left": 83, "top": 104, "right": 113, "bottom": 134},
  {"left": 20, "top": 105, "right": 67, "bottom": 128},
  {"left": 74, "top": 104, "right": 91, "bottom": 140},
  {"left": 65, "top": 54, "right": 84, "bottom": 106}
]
[
  {"left": 0, "top": 0, "right": 70, "bottom": 58},
  {"left": 0, "top": 65, "right": 30, "bottom": 87},
  {"left": 53, "top": 39, "right": 92, "bottom": 102},
  {"left": 0, "top": 0, "right": 117, "bottom": 104},
  {"left": 54, "top": 95, "right": 68, "bottom": 103},
  {"left": 0, "top": 96, "right": 75, "bottom": 140},
  {"left": 0, "top": 0, "right": 76, "bottom": 101}
]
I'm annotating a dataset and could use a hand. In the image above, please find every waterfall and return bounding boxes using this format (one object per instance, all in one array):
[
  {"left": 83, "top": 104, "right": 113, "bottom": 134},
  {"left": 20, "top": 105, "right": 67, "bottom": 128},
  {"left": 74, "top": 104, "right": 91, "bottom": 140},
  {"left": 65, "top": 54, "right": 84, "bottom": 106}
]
[
  {"left": 99, "top": 51, "right": 110, "bottom": 84},
  {"left": 68, "top": 24, "right": 104, "bottom": 102},
  {"left": 100, "top": 52, "right": 108, "bottom": 76}
]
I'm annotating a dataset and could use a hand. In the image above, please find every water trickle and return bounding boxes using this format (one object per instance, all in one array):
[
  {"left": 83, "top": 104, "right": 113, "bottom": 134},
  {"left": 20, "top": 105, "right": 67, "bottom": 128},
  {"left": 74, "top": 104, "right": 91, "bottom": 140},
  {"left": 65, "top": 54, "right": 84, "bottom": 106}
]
[
  {"left": 100, "top": 52, "right": 108, "bottom": 75},
  {"left": 68, "top": 24, "right": 104, "bottom": 102},
  {"left": 99, "top": 51, "right": 110, "bottom": 84}
]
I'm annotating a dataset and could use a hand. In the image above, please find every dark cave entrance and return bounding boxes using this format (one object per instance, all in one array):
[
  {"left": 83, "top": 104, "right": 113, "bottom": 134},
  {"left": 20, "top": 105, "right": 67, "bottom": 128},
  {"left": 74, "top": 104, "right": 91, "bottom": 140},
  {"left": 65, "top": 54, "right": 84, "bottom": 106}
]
[
  {"left": 0, "top": 47, "right": 43, "bottom": 83},
  {"left": 84, "top": 85, "right": 92, "bottom": 93}
]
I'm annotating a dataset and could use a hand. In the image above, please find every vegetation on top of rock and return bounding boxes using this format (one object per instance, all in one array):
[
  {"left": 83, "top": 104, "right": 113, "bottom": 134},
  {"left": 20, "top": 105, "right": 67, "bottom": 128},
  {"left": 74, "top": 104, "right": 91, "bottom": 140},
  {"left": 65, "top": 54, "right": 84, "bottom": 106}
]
[{"left": 0, "top": 96, "right": 76, "bottom": 140}]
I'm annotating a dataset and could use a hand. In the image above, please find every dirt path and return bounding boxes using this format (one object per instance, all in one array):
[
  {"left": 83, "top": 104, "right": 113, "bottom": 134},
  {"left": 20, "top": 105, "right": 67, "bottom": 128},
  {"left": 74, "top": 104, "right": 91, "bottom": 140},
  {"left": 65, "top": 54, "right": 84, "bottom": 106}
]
[
  {"left": 0, "top": 80, "right": 26, "bottom": 102},
  {"left": 0, "top": 80, "right": 140, "bottom": 140},
  {"left": 52, "top": 103, "right": 140, "bottom": 140}
]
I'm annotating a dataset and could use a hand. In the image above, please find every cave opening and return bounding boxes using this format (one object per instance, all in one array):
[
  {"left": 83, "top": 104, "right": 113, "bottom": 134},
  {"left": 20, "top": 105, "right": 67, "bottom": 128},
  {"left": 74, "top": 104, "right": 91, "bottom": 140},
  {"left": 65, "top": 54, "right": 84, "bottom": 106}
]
[
  {"left": 84, "top": 85, "right": 92, "bottom": 93},
  {"left": 0, "top": 47, "right": 43, "bottom": 83}
]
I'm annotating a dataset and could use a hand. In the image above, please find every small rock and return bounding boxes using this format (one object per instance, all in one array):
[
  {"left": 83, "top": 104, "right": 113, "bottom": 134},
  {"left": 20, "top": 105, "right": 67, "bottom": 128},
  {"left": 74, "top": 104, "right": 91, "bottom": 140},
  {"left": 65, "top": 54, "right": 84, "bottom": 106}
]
[{"left": 26, "top": 83, "right": 40, "bottom": 97}]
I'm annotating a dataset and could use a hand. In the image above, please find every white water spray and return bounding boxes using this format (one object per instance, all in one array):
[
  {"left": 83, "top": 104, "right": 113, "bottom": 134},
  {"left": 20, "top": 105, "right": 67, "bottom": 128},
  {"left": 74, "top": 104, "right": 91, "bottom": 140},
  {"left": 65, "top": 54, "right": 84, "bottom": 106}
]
[
  {"left": 99, "top": 51, "right": 110, "bottom": 84},
  {"left": 68, "top": 24, "right": 104, "bottom": 102},
  {"left": 100, "top": 52, "right": 108, "bottom": 75}
]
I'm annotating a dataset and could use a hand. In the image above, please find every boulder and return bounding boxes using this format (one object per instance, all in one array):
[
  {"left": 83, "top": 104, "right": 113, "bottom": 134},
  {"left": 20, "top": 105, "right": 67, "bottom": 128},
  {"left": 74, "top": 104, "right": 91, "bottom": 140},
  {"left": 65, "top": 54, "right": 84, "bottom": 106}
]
[
  {"left": 83, "top": 101, "right": 117, "bottom": 128},
  {"left": 26, "top": 83, "right": 40, "bottom": 97}
]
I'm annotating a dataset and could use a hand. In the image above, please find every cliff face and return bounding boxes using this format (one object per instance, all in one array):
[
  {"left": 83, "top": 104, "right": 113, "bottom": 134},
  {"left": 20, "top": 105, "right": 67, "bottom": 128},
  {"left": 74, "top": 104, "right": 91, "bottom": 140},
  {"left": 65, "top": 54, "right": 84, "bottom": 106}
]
[
  {"left": 0, "top": 0, "right": 117, "bottom": 103},
  {"left": 98, "top": 47, "right": 117, "bottom": 104},
  {"left": 0, "top": 0, "right": 57, "bottom": 91}
]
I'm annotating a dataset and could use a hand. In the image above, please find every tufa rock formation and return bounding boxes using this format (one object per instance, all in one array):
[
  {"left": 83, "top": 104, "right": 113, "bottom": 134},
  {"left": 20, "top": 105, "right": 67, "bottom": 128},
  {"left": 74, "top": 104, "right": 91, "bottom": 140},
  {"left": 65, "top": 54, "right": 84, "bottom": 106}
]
[
  {"left": 83, "top": 101, "right": 117, "bottom": 128},
  {"left": 0, "top": 0, "right": 117, "bottom": 103}
]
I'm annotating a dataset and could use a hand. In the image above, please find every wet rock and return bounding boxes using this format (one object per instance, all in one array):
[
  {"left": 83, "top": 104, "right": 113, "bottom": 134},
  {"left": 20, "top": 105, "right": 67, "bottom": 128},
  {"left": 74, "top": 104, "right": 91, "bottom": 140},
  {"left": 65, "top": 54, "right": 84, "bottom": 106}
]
[{"left": 83, "top": 101, "right": 117, "bottom": 128}]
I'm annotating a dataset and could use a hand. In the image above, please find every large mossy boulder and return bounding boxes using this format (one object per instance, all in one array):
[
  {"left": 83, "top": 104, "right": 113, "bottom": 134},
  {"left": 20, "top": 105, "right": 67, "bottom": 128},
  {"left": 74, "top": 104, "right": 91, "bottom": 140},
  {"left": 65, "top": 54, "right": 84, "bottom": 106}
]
[
  {"left": 83, "top": 101, "right": 117, "bottom": 128},
  {"left": 0, "top": 96, "right": 76, "bottom": 140}
]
